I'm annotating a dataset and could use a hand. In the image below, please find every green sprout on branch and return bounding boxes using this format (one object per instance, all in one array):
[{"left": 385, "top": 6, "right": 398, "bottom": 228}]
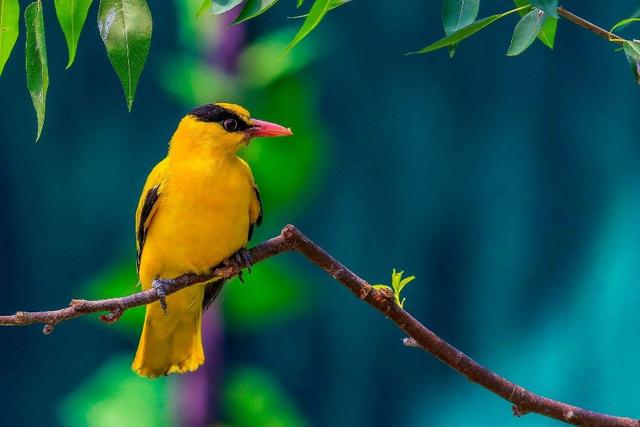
[{"left": 372, "top": 269, "right": 415, "bottom": 309}]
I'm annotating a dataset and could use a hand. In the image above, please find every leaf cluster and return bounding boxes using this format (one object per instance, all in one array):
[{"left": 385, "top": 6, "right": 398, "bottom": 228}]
[
  {"left": 197, "top": 0, "right": 350, "bottom": 56},
  {"left": 410, "top": 0, "right": 558, "bottom": 56},
  {"left": 411, "top": 1, "right": 640, "bottom": 90},
  {"left": 0, "top": 0, "right": 349, "bottom": 141},
  {"left": 1, "top": 0, "right": 152, "bottom": 140},
  {"left": 373, "top": 269, "right": 415, "bottom": 309}
]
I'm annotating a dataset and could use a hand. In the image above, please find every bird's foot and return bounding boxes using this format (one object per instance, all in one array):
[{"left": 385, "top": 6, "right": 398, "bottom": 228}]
[
  {"left": 152, "top": 279, "right": 169, "bottom": 315},
  {"left": 223, "top": 248, "right": 253, "bottom": 283}
]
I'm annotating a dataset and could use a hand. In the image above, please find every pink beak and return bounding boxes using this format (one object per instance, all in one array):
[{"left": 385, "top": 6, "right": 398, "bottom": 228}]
[{"left": 248, "top": 119, "right": 293, "bottom": 138}]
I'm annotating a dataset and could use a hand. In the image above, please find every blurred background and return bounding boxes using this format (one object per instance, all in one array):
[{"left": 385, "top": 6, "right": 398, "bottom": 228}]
[{"left": 1, "top": 0, "right": 640, "bottom": 426}]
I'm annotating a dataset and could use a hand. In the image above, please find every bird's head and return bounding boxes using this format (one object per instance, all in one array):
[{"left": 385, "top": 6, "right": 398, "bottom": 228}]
[{"left": 171, "top": 103, "right": 292, "bottom": 157}]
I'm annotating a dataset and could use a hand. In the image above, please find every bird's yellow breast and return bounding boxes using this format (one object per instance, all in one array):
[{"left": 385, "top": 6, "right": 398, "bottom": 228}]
[{"left": 138, "top": 155, "right": 254, "bottom": 288}]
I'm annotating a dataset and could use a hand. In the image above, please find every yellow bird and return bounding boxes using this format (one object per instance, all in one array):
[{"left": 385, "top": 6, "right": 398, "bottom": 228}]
[{"left": 132, "top": 103, "right": 292, "bottom": 378}]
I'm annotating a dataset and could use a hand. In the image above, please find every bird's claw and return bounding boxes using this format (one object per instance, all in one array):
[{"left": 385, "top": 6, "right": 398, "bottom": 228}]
[
  {"left": 223, "top": 248, "right": 253, "bottom": 282},
  {"left": 153, "top": 279, "right": 169, "bottom": 315}
]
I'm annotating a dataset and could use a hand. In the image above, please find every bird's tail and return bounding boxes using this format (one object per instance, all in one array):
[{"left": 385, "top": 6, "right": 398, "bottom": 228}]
[{"left": 132, "top": 285, "right": 206, "bottom": 378}]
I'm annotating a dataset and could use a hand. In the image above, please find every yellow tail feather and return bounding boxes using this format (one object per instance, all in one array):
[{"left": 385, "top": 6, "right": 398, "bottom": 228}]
[{"left": 132, "top": 286, "right": 205, "bottom": 378}]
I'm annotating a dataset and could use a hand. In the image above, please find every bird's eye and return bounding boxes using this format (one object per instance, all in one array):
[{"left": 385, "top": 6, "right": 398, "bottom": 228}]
[{"left": 223, "top": 118, "right": 238, "bottom": 132}]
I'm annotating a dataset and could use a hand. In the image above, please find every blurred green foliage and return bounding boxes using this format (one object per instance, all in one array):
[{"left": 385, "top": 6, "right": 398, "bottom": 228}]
[
  {"left": 59, "top": 355, "right": 175, "bottom": 427},
  {"left": 223, "top": 367, "right": 309, "bottom": 427},
  {"left": 223, "top": 259, "right": 311, "bottom": 331},
  {"left": 83, "top": 260, "right": 143, "bottom": 336}
]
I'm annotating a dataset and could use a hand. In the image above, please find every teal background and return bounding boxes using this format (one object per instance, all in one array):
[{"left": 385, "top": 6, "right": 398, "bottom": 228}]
[{"left": 1, "top": 1, "right": 640, "bottom": 426}]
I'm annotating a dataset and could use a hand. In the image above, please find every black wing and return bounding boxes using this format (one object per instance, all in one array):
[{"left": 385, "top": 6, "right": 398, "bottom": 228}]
[
  {"left": 247, "top": 187, "right": 263, "bottom": 241},
  {"left": 136, "top": 185, "right": 160, "bottom": 273}
]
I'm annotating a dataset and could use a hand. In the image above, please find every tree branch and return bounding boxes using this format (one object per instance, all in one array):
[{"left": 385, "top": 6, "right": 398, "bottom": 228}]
[
  {"left": 0, "top": 225, "right": 637, "bottom": 426},
  {"left": 557, "top": 6, "right": 624, "bottom": 45}
]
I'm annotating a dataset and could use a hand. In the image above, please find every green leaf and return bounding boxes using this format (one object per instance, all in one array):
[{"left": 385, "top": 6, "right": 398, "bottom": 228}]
[
  {"left": 283, "top": 0, "right": 332, "bottom": 56},
  {"left": 390, "top": 269, "right": 415, "bottom": 308},
  {"left": 210, "top": 0, "right": 245, "bottom": 14},
  {"left": 623, "top": 40, "right": 640, "bottom": 85},
  {"left": 530, "top": 0, "right": 556, "bottom": 18},
  {"left": 327, "top": 0, "right": 350, "bottom": 11},
  {"left": 233, "top": 0, "right": 278, "bottom": 24},
  {"left": 507, "top": 8, "right": 544, "bottom": 56},
  {"left": 98, "top": 0, "right": 152, "bottom": 111},
  {"left": 409, "top": 5, "right": 528, "bottom": 55},
  {"left": 54, "top": 0, "right": 93, "bottom": 69},
  {"left": 288, "top": 0, "right": 350, "bottom": 19},
  {"left": 610, "top": 17, "right": 640, "bottom": 39},
  {"left": 537, "top": 15, "right": 557, "bottom": 48},
  {"left": 25, "top": 0, "right": 49, "bottom": 141},
  {"left": 398, "top": 275, "right": 416, "bottom": 293},
  {"left": 442, "top": 0, "right": 479, "bottom": 58},
  {"left": 0, "top": 0, "right": 19, "bottom": 76},
  {"left": 513, "top": 0, "right": 556, "bottom": 48},
  {"left": 297, "top": 0, "right": 303, "bottom": 7},
  {"left": 442, "top": 0, "right": 480, "bottom": 36},
  {"left": 376, "top": 269, "right": 416, "bottom": 309}
]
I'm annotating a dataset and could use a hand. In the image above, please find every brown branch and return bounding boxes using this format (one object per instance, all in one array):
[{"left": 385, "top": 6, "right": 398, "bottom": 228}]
[
  {"left": 0, "top": 225, "right": 637, "bottom": 426},
  {"left": 556, "top": 6, "right": 625, "bottom": 45}
]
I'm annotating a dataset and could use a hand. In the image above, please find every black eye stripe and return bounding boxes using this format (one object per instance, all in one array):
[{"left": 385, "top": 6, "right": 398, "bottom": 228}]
[{"left": 189, "top": 104, "right": 252, "bottom": 131}]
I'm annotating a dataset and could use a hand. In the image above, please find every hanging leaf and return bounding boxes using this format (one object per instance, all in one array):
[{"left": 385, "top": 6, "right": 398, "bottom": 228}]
[
  {"left": 25, "top": 0, "right": 49, "bottom": 141},
  {"left": 233, "top": 0, "right": 278, "bottom": 24},
  {"left": 283, "top": 0, "right": 332, "bottom": 56},
  {"left": 513, "top": 0, "right": 556, "bottom": 48},
  {"left": 211, "top": 0, "right": 245, "bottom": 14},
  {"left": 442, "top": 0, "right": 480, "bottom": 35},
  {"left": 409, "top": 5, "right": 528, "bottom": 55},
  {"left": 507, "top": 8, "right": 544, "bottom": 56},
  {"left": 537, "top": 16, "right": 557, "bottom": 48},
  {"left": 54, "top": 0, "right": 94, "bottom": 69},
  {"left": 288, "top": 0, "right": 350, "bottom": 19},
  {"left": 623, "top": 40, "right": 640, "bottom": 85},
  {"left": 297, "top": 0, "right": 303, "bottom": 7},
  {"left": 0, "top": 0, "right": 19, "bottom": 76},
  {"left": 530, "top": 0, "right": 557, "bottom": 18},
  {"left": 442, "top": 0, "right": 480, "bottom": 57},
  {"left": 98, "top": 0, "right": 152, "bottom": 111}
]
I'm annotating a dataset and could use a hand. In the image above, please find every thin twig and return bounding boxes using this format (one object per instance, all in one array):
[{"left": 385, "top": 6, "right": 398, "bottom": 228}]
[
  {"left": 557, "top": 6, "right": 625, "bottom": 45},
  {"left": 0, "top": 225, "right": 637, "bottom": 426}
]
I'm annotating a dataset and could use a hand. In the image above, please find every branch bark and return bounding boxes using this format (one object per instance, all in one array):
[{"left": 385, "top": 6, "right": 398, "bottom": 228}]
[{"left": 0, "top": 225, "right": 637, "bottom": 426}]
